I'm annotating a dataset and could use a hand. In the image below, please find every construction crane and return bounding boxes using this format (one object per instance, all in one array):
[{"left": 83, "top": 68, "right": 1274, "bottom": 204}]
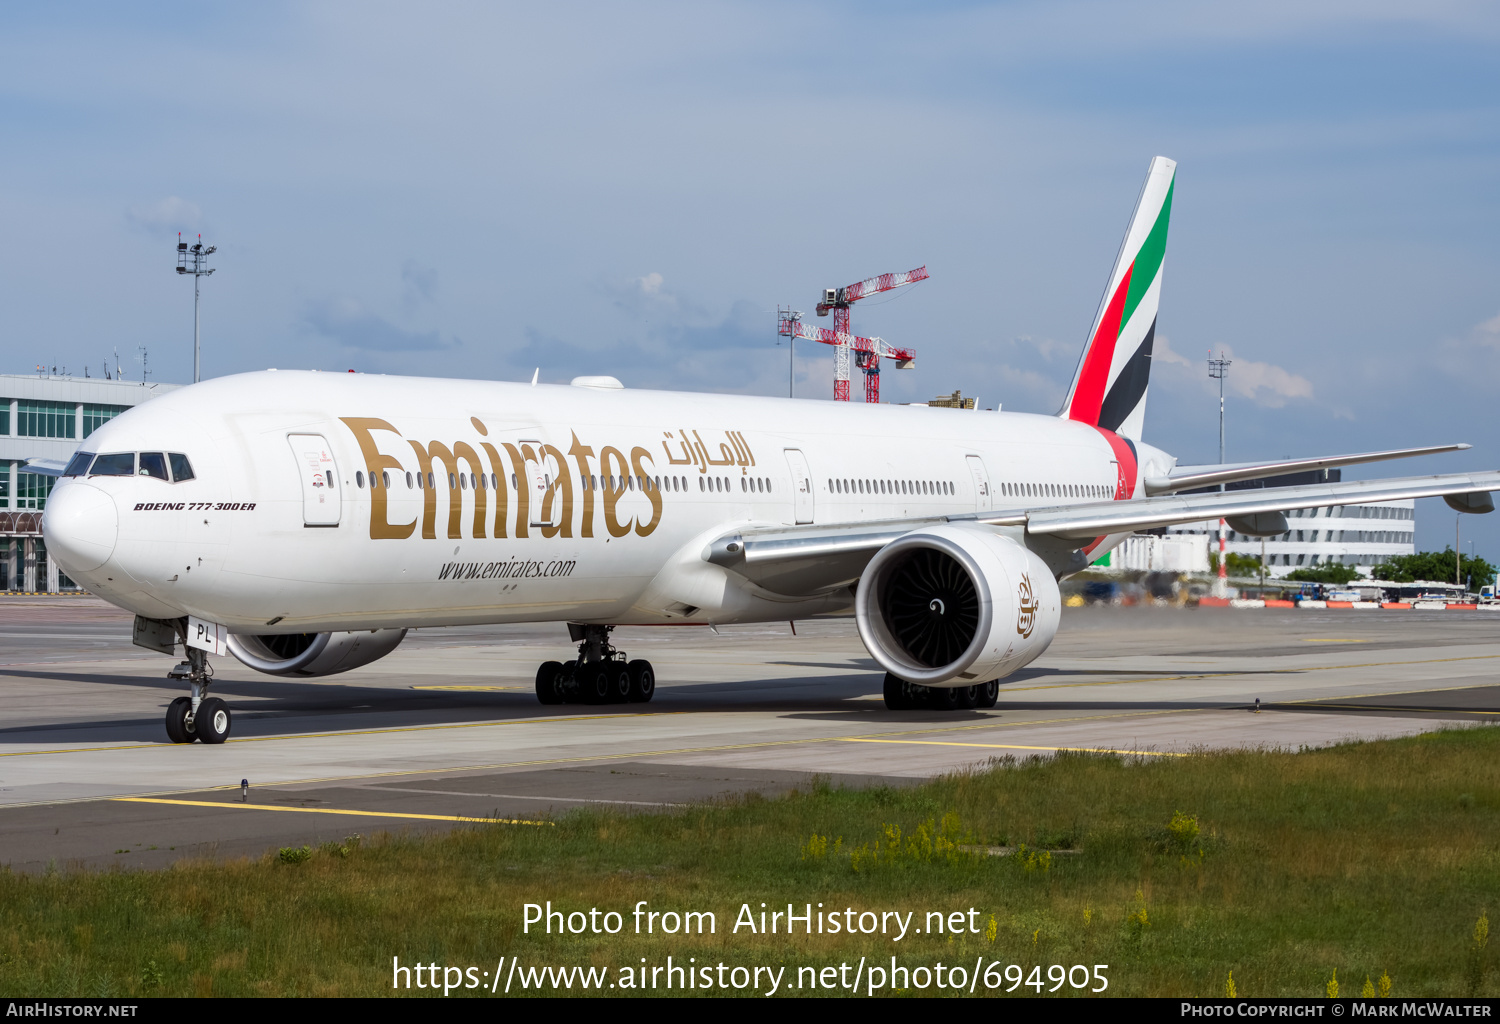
[
  {"left": 776, "top": 317, "right": 914, "bottom": 402},
  {"left": 814, "top": 265, "right": 928, "bottom": 402}
]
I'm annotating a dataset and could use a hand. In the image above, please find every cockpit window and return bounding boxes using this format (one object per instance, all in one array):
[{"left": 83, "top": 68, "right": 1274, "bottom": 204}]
[
  {"left": 169, "top": 453, "right": 195, "bottom": 482},
  {"left": 138, "top": 452, "right": 169, "bottom": 480},
  {"left": 90, "top": 453, "right": 136, "bottom": 477},
  {"left": 63, "top": 452, "right": 95, "bottom": 478}
]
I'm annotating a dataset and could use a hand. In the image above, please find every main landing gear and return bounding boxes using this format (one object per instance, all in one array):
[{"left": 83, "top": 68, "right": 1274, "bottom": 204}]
[
  {"left": 164, "top": 646, "right": 232, "bottom": 744},
  {"left": 883, "top": 673, "right": 999, "bottom": 712},
  {"left": 535, "top": 624, "right": 655, "bottom": 706}
]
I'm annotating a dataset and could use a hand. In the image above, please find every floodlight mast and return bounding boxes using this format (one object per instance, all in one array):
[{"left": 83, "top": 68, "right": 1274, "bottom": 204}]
[
  {"left": 176, "top": 233, "right": 216, "bottom": 383},
  {"left": 1208, "top": 352, "right": 1232, "bottom": 596}
]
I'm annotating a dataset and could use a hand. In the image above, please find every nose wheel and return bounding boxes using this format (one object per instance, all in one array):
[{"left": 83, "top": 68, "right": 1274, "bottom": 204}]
[
  {"left": 535, "top": 625, "right": 655, "bottom": 706},
  {"left": 163, "top": 646, "right": 232, "bottom": 743}
]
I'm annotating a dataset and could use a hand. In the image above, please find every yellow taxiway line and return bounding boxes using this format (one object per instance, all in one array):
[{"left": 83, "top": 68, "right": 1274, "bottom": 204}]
[
  {"left": 110, "top": 796, "right": 550, "bottom": 826},
  {"left": 838, "top": 737, "right": 1188, "bottom": 757}
]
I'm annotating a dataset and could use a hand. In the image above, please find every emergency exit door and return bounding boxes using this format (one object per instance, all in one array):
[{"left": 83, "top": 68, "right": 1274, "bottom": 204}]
[{"left": 288, "top": 434, "right": 341, "bottom": 527}]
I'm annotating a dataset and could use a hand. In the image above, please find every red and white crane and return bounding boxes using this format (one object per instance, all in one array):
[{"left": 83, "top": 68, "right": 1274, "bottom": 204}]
[
  {"left": 811, "top": 265, "right": 928, "bottom": 402},
  {"left": 776, "top": 318, "right": 915, "bottom": 402}
]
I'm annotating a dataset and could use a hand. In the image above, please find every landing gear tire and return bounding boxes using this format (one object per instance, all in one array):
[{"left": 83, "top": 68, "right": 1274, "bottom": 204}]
[
  {"left": 581, "top": 664, "right": 630, "bottom": 704},
  {"left": 883, "top": 672, "right": 922, "bottom": 710},
  {"left": 977, "top": 680, "right": 999, "bottom": 708},
  {"left": 581, "top": 666, "right": 608, "bottom": 704},
  {"left": 165, "top": 697, "right": 194, "bottom": 743},
  {"left": 195, "top": 697, "right": 232, "bottom": 744},
  {"left": 627, "top": 660, "right": 655, "bottom": 703},
  {"left": 958, "top": 685, "right": 979, "bottom": 710},
  {"left": 606, "top": 664, "right": 631, "bottom": 704},
  {"left": 933, "top": 686, "right": 965, "bottom": 712},
  {"left": 536, "top": 661, "right": 565, "bottom": 705}
]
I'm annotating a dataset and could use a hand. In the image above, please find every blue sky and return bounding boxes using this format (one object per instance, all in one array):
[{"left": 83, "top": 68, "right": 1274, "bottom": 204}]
[{"left": 3, "top": 2, "right": 1498, "bottom": 560}]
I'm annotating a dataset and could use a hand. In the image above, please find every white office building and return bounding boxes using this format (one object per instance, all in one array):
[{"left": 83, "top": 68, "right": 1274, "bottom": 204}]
[
  {"left": 1166, "top": 498, "right": 1416, "bottom": 577},
  {"left": 1, "top": 373, "right": 179, "bottom": 592}
]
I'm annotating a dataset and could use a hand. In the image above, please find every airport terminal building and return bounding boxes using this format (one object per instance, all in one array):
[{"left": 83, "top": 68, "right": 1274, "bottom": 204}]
[
  {"left": 1163, "top": 469, "right": 1416, "bottom": 576},
  {"left": 1, "top": 373, "right": 178, "bottom": 592}
]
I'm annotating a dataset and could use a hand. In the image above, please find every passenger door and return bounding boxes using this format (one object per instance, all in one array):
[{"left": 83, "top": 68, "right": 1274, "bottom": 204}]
[
  {"left": 965, "top": 454, "right": 992, "bottom": 512},
  {"left": 520, "top": 437, "right": 561, "bottom": 529},
  {"left": 288, "top": 434, "right": 341, "bottom": 527},
  {"left": 783, "top": 449, "right": 814, "bottom": 524}
]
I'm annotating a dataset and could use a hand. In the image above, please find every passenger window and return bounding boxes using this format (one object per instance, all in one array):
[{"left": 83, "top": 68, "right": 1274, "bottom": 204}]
[
  {"left": 356, "top": 471, "right": 365, "bottom": 488},
  {"left": 383, "top": 471, "right": 391, "bottom": 489},
  {"left": 168, "top": 453, "right": 195, "bottom": 482},
  {"left": 90, "top": 453, "right": 135, "bottom": 476},
  {"left": 138, "top": 452, "right": 169, "bottom": 480},
  {"left": 325, "top": 471, "right": 335, "bottom": 490},
  {"left": 406, "top": 472, "right": 414, "bottom": 488},
  {"left": 63, "top": 452, "right": 95, "bottom": 477}
]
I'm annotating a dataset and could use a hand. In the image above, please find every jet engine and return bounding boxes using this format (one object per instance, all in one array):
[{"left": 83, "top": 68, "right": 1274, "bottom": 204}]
[
  {"left": 855, "top": 525, "right": 1061, "bottom": 687},
  {"left": 226, "top": 629, "right": 408, "bottom": 677}
]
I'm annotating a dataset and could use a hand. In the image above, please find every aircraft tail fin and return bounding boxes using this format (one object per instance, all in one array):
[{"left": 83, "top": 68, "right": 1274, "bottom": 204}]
[{"left": 1059, "top": 155, "right": 1176, "bottom": 442}]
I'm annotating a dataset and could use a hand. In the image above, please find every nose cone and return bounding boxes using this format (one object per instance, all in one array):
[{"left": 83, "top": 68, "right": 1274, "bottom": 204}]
[{"left": 43, "top": 482, "right": 118, "bottom": 573}]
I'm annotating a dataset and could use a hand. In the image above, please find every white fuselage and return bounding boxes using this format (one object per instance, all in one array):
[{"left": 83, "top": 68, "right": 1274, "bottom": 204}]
[{"left": 44, "top": 371, "right": 1148, "bottom": 633}]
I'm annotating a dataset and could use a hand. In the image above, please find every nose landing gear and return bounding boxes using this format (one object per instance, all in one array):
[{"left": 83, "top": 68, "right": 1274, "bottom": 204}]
[
  {"left": 534, "top": 625, "right": 656, "bottom": 706},
  {"left": 164, "top": 647, "right": 232, "bottom": 743}
]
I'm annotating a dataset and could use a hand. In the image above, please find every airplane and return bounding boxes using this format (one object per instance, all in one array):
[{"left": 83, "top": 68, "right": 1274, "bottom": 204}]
[{"left": 40, "top": 155, "right": 1500, "bottom": 744}]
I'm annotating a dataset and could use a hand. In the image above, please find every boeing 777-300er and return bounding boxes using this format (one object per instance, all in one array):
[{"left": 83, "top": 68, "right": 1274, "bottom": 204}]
[{"left": 39, "top": 156, "right": 1500, "bottom": 743}]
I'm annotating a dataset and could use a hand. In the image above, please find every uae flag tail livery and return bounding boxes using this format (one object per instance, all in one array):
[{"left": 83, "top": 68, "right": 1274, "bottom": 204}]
[{"left": 1060, "top": 155, "right": 1175, "bottom": 444}]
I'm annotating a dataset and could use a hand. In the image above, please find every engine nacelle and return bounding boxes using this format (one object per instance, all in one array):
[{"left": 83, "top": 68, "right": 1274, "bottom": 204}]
[
  {"left": 855, "top": 525, "right": 1061, "bottom": 686},
  {"left": 226, "top": 629, "right": 408, "bottom": 677}
]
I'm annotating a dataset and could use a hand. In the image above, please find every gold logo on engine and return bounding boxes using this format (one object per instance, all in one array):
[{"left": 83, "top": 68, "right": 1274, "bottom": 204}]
[{"left": 1016, "top": 573, "right": 1039, "bottom": 638}]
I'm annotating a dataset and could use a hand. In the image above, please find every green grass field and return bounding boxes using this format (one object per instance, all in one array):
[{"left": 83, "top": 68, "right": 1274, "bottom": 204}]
[{"left": 3, "top": 726, "right": 1500, "bottom": 998}]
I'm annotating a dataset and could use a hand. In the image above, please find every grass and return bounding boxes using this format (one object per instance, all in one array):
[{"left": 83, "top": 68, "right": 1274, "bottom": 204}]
[{"left": 3, "top": 726, "right": 1500, "bottom": 997}]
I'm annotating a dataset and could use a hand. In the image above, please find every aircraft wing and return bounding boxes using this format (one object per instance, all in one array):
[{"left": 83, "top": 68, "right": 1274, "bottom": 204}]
[
  {"left": 1027, "top": 468, "right": 1500, "bottom": 539},
  {"left": 707, "top": 468, "right": 1500, "bottom": 596},
  {"left": 1143, "top": 443, "right": 1470, "bottom": 495}
]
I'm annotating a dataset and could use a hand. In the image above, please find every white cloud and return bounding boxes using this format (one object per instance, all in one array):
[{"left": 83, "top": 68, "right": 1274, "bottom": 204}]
[
  {"left": 1474, "top": 311, "right": 1500, "bottom": 347},
  {"left": 1152, "top": 332, "right": 1192, "bottom": 367},
  {"left": 1218, "top": 345, "right": 1315, "bottom": 407},
  {"left": 639, "top": 271, "right": 664, "bottom": 296},
  {"left": 1150, "top": 335, "right": 1313, "bottom": 408}
]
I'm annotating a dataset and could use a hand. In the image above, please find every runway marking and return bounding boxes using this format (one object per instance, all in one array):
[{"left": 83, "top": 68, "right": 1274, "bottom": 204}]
[
  {"left": 0, "top": 708, "right": 687, "bottom": 759},
  {"left": 171, "top": 708, "right": 1199, "bottom": 795},
  {"left": 110, "top": 796, "right": 550, "bottom": 826},
  {"left": 370, "top": 786, "right": 685, "bottom": 807},
  {"left": 1302, "top": 639, "right": 1366, "bottom": 643},
  {"left": 838, "top": 738, "right": 1189, "bottom": 757},
  {"left": 5, "top": 652, "right": 1497, "bottom": 774},
  {"left": 0, "top": 704, "right": 1442, "bottom": 810}
]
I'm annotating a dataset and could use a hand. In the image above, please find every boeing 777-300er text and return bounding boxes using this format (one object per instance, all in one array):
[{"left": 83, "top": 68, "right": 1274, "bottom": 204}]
[{"left": 39, "top": 156, "right": 1500, "bottom": 743}]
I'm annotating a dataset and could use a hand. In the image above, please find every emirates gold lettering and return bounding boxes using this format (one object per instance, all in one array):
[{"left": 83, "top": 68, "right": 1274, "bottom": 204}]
[{"left": 341, "top": 419, "right": 753, "bottom": 542}]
